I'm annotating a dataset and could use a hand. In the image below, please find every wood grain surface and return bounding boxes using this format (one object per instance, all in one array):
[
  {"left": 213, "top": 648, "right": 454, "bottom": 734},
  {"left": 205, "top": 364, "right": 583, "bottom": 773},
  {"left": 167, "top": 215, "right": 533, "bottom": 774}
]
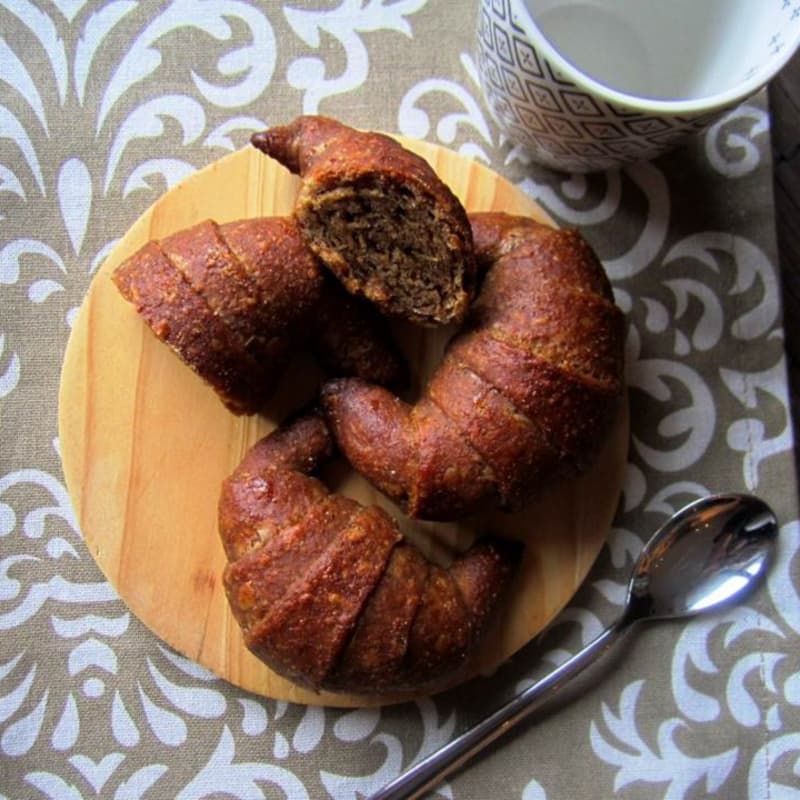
[{"left": 58, "top": 139, "right": 629, "bottom": 707}]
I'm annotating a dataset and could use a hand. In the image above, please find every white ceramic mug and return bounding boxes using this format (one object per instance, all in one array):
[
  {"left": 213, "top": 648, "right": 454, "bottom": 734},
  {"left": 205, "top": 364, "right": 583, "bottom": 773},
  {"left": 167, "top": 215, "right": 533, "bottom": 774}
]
[{"left": 477, "top": 0, "right": 800, "bottom": 172}]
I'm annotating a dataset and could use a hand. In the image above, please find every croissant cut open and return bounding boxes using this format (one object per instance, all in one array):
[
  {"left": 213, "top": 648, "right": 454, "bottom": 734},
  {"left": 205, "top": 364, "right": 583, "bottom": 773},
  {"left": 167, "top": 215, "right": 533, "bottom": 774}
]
[
  {"left": 252, "top": 115, "right": 476, "bottom": 326},
  {"left": 219, "top": 414, "right": 521, "bottom": 694}
]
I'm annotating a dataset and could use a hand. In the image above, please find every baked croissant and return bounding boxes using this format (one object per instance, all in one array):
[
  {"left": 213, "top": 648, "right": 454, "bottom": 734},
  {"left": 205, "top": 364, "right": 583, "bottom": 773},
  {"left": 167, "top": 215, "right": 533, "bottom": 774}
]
[
  {"left": 219, "top": 413, "right": 521, "bottom": 694},
  {"left": 251, "top": 115, "right": 476, "bottom": 326},
  {"left": 113, "top": 217, "right": 405, "bottom": 414},
  {"left": 321, "top": 212, "right": 625, "bottom": 521}
]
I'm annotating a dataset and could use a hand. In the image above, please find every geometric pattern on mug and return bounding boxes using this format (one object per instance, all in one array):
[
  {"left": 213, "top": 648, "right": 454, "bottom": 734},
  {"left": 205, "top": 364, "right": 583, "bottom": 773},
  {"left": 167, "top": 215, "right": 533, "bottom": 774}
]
[{"left": 476, "top": 0, "right": 751, "bottom": 171}]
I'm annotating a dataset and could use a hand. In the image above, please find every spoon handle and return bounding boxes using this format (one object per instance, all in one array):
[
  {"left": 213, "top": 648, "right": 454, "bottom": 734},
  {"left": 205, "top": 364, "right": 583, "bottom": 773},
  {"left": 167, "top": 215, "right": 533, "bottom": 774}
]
[{"left": 370, "top": 618, "right": 630, "bottom": 800}]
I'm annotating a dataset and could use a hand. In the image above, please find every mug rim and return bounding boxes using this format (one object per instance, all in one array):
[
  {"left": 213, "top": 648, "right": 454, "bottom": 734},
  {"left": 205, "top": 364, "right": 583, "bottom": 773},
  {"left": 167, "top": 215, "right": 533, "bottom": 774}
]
[{"left": 511, "top": 0, "right": 800, "bottom": 116}]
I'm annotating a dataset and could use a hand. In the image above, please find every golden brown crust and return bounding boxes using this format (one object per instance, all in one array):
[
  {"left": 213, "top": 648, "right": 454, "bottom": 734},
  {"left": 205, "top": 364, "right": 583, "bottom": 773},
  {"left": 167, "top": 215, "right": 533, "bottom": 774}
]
[
  {"left": 449, "top": 331, "right": 620, "bottom": 473},
  {"left": 243, "top": 506, "right": 400, "bottom": 690},
  {"left": 321, "top": 212, "right": 625, "bottom": 518},
  {"left": 217, "top": 414, "right": 335, "bottom": 560},
  {"left": 402, "top": 566, "right": 473, "bottom": 685},
  {"left": 449, "top": 539, "right": 520, "bottom": 628},
  {"left": 413, "top": 398, "right": 500, "bottom": 520},
  {"left": 324, "top": 544, "right": 429, "bottom": 692},
  {"left": 112, "top": 240, "right": 265, "bottom": 414},
  {"left": 216, "top": 217, "right": 324, "bottom": 356},
  {"left": 428, "top": 361, "right": 543, "bottom": 509},
  {"left": 218, "top": 413, "right": 521, "bottom": 694},
  {"left": 218, "top": 470, "right": 329, "bottom": 562},
  {"left": 159, "top": 221, "right": 264, "bottom": 360},
  {"left": 113, "top": 217, "right": 406, "bottom": 414},
  {"left": 252, "top": 116, "right": 476, "bottom": 326},
  {"left": 320, "top": 380, "right": 418, "bottom": 506},
  {"left": 222, "top": 495, "right": 359, "bottom": 635}
]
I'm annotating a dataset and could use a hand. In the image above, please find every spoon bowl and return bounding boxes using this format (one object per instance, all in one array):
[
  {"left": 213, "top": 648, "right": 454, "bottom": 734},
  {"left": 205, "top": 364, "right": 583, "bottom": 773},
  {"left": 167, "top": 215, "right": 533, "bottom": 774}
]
[
  {"left": 629, "top": 493, "right": 777, "bottom": 622},
  {"left": 373, "top": 493, "right": 778, "bottom": 800}
]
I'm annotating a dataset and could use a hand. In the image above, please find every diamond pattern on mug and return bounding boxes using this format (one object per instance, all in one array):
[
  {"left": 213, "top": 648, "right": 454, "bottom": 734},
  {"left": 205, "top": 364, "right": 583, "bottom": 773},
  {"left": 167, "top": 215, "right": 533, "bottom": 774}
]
[
  {"left": 525, "top": 81, "right": 561, "bottom": 112},
  {"left": 491, "top": 93, "right": 520, "bottom": 125},
  {"left": 513, "top": 36, "right": 543, "bottom": 77},
  {"left": 481, "top": 53, "right": 504, "bottom": 90},
  {"left": 580, "top": 121, "right": 625, "bottom": 140},
  {"left": 492, "top": 22, "right": 514, "bottom": 63},
  {"left": 475, "top": 0, "right": 758, "bottom": 171},
  {"left": 502, "top": 66, "right": 528, "bottom": 101},
  {"left": 624, "top": 117, "right": 671, "bottom": 135},
  {"left": 568, "top": 141, "right": 611, "bottom": 157},
  {"left": 559, "top": 90, "right": 603, "bottom": 117},
  {"left": 515, "top": 105, "right": 548, "bottom": 134},
  {"left": 535, "top": 136, "right": 572, "bottom": 156},
  {"left": 605, "top": 139, "right": 651, "bottom": 155},
  {"left": 543, "top": 113, "right": 581, "bottom": 139},
  {"left": 506, "top": 121, "right": 537, "bottom": 143}
]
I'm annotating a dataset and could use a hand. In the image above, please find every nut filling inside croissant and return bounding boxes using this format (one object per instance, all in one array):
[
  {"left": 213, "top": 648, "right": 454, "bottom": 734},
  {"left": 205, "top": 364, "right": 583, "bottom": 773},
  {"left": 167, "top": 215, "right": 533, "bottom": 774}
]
[
  {"left": 219, "top": 414, "right": 521, "bottom": 694},
  {"left": 304, "top": 184, "right": 462, "bottom": 320},
  {"left": 251, "top": 115, "right": 476, "bottom": 327},
  {"left": 321, "top": 212, "right": 626, "bottom": 521}
]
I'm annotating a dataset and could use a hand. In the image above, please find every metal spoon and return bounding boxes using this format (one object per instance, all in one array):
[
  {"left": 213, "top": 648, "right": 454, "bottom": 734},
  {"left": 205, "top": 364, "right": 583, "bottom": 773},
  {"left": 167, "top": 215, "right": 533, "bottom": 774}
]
[{"left": 371, "top": 492, "right": 778, "bottom": 800}]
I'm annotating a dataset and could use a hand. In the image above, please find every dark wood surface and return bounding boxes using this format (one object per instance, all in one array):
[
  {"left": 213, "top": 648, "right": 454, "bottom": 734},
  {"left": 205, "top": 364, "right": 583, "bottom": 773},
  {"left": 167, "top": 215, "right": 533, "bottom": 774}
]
[{"left": 770, "top": 48, "right": 800, "bottom": 479}]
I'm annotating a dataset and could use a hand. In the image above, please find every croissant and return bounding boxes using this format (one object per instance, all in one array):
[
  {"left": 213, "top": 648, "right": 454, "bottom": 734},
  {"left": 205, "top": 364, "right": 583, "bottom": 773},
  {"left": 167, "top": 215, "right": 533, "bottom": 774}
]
[
  {"left": 251, "top": 115, "right": 476, "bottom": 326},
  {"left": 321, "top": 212, "right": 626, "bottom": 521},
  {"left": 219, "top": 413, "right": 521, "bottom": 694},
  {"left": 112, "top": 217, "right": 405, "bottom": 414}
]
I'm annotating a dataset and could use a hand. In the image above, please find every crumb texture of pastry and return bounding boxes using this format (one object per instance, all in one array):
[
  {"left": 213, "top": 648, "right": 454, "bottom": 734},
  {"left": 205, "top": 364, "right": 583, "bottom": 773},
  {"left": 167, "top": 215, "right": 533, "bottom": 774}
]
[
  {"left": 251, "top": 115, "right": 476, "bottom": 326},
  {"left": 321, "top": 212, "right": 626, "bottom": 521},
  {"left": 112, "top": 217, "right": 406, "bottom": 414},
  {"left": 218, "top": 413, "right": 521, "bottom": 694}
]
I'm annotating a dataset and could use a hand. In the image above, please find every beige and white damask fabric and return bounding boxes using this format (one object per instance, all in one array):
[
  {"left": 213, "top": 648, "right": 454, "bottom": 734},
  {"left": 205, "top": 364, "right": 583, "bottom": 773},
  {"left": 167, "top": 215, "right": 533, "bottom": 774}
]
[{"left": 1, "top": 2, "right": 799, "bottom": 798}]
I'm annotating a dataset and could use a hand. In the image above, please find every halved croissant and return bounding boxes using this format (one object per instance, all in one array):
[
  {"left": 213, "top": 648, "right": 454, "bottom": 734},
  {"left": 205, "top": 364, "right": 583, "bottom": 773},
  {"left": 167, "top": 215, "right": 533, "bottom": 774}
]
[
  {"left": 251, "top": 115, "right": 476, "bottom": 326},
  {"left": 321, "top": 212, "right": 626, "bottom": 521},
  {"left": 219, "top": 413, "right": 521, "bottom": 694},
  {"left": 113, "top": 217, "right": 405, "bottom": 414}
]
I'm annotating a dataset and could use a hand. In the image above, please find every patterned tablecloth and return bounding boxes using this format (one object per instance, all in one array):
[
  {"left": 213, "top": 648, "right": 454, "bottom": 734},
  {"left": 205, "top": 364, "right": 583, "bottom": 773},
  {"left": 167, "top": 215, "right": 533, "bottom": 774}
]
[{"left": 2, "top": 2, "right": 799, "bottom": 798}]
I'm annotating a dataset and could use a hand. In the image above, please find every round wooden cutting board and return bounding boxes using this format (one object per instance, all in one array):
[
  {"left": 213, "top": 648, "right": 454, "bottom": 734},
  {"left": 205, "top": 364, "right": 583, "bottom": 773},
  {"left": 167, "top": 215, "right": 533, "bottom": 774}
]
[{"left": 58, "top": 138, "right": 629, "bottom": 707}]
